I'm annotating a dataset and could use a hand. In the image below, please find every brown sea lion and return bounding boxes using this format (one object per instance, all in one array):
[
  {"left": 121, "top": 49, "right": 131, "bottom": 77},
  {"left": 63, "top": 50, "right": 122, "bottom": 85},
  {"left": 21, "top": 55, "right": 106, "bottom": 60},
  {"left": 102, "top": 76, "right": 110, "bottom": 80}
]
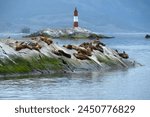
[
  {"left": 15, "top": 41, "right": 42, "bottom": 51},
  {"left": 15, "top": 41, "right": 30, "bottom": 51},
  {"left": 63, "top": 44, "right": 80, "bottom": 51},
  {"left": 58, "top": 50, "right": 71, "bottom": 58},
  {"left": 52, "top": 50, "right": 71, "bottom": 58},
  {"left": 73, "top": 53, "right": 90, "bottom": 60},
  {"left": 119, "top": 51, "right": 129, "bottom": 59},
  {"left": 40, "top": 36, "right": 53, "bottom": 45},
  {"left": 21, "top": 42, "right": 33, "bottom": 50},
  {"left": 92, "top": 44, "right": 104, "bottom": 53},
  {"left": 46, "top": 39, "right": 53, "bottom": 45},
  {"left": 63, "top": 44, "right": 73, "bottom": 49},
  {"left": 31, "top": 37, "right": 37, "bottom": 40},
  {"left": 52, "top": 50, "right": 62, "bottom": 56},
  {"left": 32, "top": 43, "right": 42, "bottom": 51},
  {"left": 15, "top": 41, "right": 24, "bottom": 51},
  {"left": 72, "top": 45, "right": 79, "bottom": 50},
  {"left": 79, "top": 42, "right": 90, "bottom": 49},
  {"left": 76, "top": 48, "right": 92, "bottom": 56}
]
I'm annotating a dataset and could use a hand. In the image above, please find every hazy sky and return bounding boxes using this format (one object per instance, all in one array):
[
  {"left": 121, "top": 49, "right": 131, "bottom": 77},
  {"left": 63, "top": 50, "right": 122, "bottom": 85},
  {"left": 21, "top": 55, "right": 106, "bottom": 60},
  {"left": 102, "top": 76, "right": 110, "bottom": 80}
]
[{"left": 0, "top": 0, "right": 150, "bottom": 32}]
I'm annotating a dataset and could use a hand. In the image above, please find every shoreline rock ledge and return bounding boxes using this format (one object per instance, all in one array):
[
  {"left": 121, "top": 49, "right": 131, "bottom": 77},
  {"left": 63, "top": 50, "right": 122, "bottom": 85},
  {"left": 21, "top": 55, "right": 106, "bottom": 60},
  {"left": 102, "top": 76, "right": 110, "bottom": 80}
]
[
  {"left": 0, "top": 36, "right": 138, "bottom": 77},
  {"left": 25, "top": 27, "right": 114, "bottom": 39}
]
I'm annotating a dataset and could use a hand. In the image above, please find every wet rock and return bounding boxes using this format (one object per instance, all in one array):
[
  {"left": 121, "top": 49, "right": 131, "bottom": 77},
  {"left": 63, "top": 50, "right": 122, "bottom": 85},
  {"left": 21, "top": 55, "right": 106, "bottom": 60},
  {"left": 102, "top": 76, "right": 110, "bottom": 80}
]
[
  {"left": 145, "top": 34, "right": 150, "bottom": 38},
  {"left": 0, "top": 37, "right": 138, "bottom": 77},
  {"left": 25, "top": 27, "right": 114, "bottom": 39}
]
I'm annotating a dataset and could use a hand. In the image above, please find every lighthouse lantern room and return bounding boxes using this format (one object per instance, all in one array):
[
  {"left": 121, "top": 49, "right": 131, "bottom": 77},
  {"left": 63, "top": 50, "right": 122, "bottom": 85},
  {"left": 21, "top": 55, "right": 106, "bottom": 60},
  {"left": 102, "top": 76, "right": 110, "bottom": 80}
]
[{"left": 73, "top": 7, "right": 79, "bottom": 28}]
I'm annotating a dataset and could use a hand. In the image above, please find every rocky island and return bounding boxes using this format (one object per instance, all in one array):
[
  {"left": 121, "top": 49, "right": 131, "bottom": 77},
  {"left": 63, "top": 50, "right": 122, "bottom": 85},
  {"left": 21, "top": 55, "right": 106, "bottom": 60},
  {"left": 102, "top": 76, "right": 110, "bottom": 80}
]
[
  {"left": 0, "top": 33, "right": 137, "bottom": 77},
  {"left": 25, "top": 27, "right": 114, "bottom": 39}
]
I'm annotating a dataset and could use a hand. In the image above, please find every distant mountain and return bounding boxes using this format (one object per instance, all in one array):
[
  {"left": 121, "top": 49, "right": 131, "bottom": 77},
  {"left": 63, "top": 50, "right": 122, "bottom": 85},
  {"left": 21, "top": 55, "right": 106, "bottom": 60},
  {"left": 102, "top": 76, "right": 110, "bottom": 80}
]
[{"left": 0, "top": 0, "right": 150, "bottom": 33}]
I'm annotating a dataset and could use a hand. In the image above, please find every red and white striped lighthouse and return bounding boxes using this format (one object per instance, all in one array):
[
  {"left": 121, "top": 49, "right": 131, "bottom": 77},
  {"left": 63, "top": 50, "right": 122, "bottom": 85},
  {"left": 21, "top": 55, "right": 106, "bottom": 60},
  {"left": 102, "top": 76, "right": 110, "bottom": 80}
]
[{"left": 73, "top": 7, "right": 79, "bottom": 28}]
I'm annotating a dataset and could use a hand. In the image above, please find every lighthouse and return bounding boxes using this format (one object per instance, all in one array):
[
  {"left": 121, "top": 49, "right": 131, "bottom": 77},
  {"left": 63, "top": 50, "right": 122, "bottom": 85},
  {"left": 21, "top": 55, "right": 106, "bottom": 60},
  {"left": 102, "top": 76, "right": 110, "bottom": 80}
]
[{"left": 73, "top": 7, "right": 79, "bottom": 28}]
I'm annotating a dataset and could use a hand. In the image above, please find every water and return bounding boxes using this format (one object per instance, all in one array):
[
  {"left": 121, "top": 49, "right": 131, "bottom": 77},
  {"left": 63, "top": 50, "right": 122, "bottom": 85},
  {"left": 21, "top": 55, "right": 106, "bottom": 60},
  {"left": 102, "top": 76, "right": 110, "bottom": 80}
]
[
  {"left": 0, "top": 32, "right": 27, "bottom": 39},
  {"left": 0, "top": 33, "right": 150, "bottom": 99}
]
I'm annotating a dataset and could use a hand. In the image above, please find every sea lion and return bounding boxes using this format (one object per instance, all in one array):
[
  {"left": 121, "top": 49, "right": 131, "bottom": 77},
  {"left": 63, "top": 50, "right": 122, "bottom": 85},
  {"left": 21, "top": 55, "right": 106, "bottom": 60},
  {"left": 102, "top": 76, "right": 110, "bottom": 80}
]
[
  {"left": 72, "top": 45, "right": 79, "bottom": 50},
  {"left": 92, "top": 40, "right": 106, "bottom": 46},
  {"left": 73, "top": 53, "right": 90, "bottom": 60},
  {"left": 52, "top": 50, "right": 71, "bottom": 58},
  {"left": 15, "top": 41, "right": 30, "bottom": 51},
  {"left": 80, "top": 42, "right": 93, "bottom": 49},
  {"left": 46, "top": 39, "right": 53, "bottom": 45},
  {"left": 63, "top": 44, "right": 80, "bottom": 51},
  {"left": 40, "top": 36, "right": 53, "bottom": 45},
  {"left": 93, "top": 44, "right": 103, "bottom": 53},
  {"left": 32, "top": 43, "right": 42, "bottom": 51},
  {"left": 15, "top": 41, "right": 24, "bottom": 51},
  {"left": 64, "top": 43, "right": 93, "bottom": 56},
  {"left": 20, "top": 42, "right": 33, "bottom": 50},
  {"left": 52, "top": 50, "right": 62, "bottom": 56},
  {"left": 58, "top": 50, "right": 71, "bottom": 58},
  {"left": 63, "top": 44, "right": 73, "bottom": 49},
  {"left": 31, "top": 37, "right": 37, "bottom": 40},
  {"left": 79, "top": 42, "right": 90, "bottom": 49},
  {"left": 76, "top": 48, "right": 92, "bottom": 56},
  {"left": 15, "top": 41, "right": 42, "bottom": 51},
  {"left": 119, "top": 51, "right": 129, "bottom": 59}
]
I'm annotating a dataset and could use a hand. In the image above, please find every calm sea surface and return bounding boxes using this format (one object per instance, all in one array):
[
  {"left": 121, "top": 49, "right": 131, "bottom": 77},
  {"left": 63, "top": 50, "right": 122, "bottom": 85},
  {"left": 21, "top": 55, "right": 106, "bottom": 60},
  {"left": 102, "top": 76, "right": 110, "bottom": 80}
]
[{"left": 0, "top": 33, "right": 150, "bottom": 99}]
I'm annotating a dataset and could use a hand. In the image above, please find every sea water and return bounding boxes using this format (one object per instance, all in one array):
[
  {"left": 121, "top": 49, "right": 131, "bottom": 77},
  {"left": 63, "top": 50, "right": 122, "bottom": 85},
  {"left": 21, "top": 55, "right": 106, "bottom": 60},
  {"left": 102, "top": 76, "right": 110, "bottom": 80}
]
[{"left": 0, "top": 33, "right": 150, "bottom": 99}]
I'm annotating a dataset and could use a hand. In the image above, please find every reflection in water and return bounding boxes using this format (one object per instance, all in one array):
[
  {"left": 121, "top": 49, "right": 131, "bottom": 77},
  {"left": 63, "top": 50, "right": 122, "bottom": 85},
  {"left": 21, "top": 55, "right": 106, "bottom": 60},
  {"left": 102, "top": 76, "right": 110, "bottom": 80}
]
[{"left": 0, "top": 34, "right": 150, "bottom": 99}]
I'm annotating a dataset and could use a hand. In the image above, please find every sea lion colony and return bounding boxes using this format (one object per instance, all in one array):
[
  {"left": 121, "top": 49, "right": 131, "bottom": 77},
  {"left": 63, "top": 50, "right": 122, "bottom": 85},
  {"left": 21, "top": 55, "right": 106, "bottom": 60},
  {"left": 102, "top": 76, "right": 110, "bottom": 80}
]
[
  {"left": 14, "top": 35, "right": 129, "bottom": 60},
  {"left": 63, "top": 39, "right": 129, "bottom": 60},
  {"left": 15, "top": 41, "right": 42, "bottom": 51},
  {"left": 15, "top": 36, "right": 53, "bottom": 51}
]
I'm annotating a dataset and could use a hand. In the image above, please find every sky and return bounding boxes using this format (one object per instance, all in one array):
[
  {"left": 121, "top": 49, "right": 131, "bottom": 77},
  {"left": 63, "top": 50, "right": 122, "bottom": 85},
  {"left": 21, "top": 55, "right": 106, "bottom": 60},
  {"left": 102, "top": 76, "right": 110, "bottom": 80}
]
[{"left": 0, "top": 0, "right": 150, "bottom": 33}]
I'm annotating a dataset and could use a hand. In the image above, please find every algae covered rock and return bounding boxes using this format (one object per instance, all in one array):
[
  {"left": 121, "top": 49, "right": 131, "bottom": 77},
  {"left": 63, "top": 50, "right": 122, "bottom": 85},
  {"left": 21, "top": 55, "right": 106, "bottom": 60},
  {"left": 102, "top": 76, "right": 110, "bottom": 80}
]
[{"left": 0, "top": 36, "right": 137, "bottom": 77}]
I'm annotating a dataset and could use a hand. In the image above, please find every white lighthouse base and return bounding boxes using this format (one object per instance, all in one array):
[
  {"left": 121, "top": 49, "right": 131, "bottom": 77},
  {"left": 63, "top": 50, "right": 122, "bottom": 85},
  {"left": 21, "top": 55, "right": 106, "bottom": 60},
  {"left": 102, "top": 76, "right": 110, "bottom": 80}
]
[{"left": 73, "top": 27, "right": 91, "bottom": 33}]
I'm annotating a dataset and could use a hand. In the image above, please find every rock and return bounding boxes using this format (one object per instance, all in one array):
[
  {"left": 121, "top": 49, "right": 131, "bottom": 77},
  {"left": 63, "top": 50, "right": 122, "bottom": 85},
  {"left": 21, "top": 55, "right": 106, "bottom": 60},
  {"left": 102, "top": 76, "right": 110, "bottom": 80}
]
[
  {"left": 0, "top": 37, "right": 138, "bottom": 77},
  {"left": 25, "top": 27, "right": 114, "bottom": 39},
  {"left": 145, "top": 34, "right": 150, "bottom": 38},
  {"left": 88, "top": 33, "right": 106, "bottom": 39}
]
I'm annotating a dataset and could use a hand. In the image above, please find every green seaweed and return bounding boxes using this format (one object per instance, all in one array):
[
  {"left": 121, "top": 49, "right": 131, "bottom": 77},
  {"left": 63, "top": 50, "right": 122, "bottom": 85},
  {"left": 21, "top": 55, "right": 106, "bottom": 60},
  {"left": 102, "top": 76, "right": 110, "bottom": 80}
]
[
  {"left": 97, "top": 55, "right": 118, "bottom": 66},
  {"left": 0, "top": 56, "right": 63, "bottom": 74}
]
